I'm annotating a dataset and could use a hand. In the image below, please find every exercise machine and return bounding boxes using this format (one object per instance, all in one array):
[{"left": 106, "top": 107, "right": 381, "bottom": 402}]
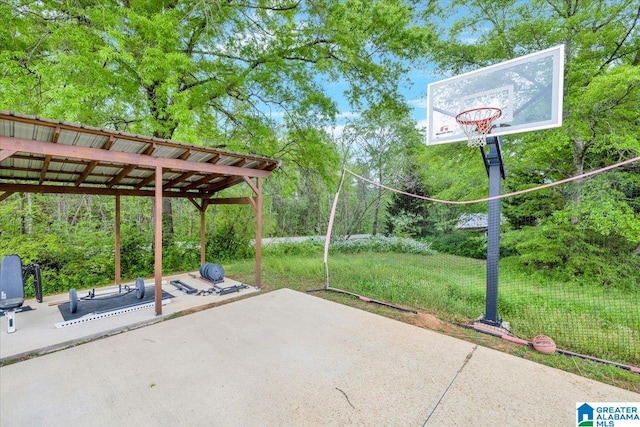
[
  {"left": 0, "top": 254, "right": 43, "bottom": 333},
  {"left": 194, "top": 263, "right": 248, "bottom": 296},
  {"left": 169, "top": 279, "right": 198, "bottom": 294},
  {"left": 68, "top": 277, "right": 146, "bottom": 314}
]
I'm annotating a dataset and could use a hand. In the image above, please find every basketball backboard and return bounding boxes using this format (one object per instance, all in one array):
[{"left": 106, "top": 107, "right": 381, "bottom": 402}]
[{"left": 426, "top": 45, "right": 564, "bottom": 145}]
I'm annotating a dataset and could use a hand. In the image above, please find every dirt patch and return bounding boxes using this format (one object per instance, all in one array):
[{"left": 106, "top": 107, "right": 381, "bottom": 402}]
[
  {"left": 408, "top": 311, "right": 525, "bottom": 354},
  {"left": 412, "top": 312, "right": 458, "bottom": 334}
]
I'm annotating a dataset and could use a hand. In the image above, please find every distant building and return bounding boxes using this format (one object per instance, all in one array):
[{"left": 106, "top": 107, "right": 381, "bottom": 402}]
[
  {"left": 456, "top": 213, "right": 506, "bottom": 233},
  {"left": 457, "top": 213, "right": 489, "bottom": 232}
]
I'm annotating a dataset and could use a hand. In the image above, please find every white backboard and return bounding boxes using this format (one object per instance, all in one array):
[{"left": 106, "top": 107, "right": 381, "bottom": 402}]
[{"left": 426, "top": 45, "right": 564, "bottom": 145}]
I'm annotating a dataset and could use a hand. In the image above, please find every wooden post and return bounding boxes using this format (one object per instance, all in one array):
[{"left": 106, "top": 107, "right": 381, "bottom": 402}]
[
  {"left": 200, "top": 200, "right": 206, "bottom": 266},
  {"left": 115, "top": 194, "right": 121, "bottom": 286},
  {"left": 255, "top": 178, "right": 262, "bottom": 287},
  {"left": 154, "top": 167, "right": 163, "bottom": 315}
]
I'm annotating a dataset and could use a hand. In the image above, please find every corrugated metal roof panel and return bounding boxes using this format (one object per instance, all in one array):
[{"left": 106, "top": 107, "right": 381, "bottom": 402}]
[
  {"left": 87, "top": 176, "right": 111, "bottom": 185},
  {"left": 218, "top": 156, "right": 241, "bottom": 166},
  {"left": 111, "top": 138, "right": 149, "bottom": 154},
  {"left": 186, "top": 151, "right": 211, "bottom": 162},
  {"left": 0, "top": 111, "right": 280, "bottom": 196},
  {"left": 74, "top": 132, "right": 109, "bottom": 149},
  {"left": 93, "top": 165, "right": 122, "bottom": 176},
  {"left": 119, "top": 178, "right": 142, "bottom": 186},
  {"left": 153, "top": 145, "right": 184, "bottom": 159},
  {"left": 127, "top": 168, "right": 153, "bottom": 178},
  {"left": 56, "top": 130, "right": 80, "bottom": 145}
]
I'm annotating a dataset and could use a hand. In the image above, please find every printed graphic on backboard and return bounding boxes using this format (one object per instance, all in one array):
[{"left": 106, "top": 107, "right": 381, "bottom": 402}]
[{"left": 427, "top": 45, "right": 564, "bottom": 145}]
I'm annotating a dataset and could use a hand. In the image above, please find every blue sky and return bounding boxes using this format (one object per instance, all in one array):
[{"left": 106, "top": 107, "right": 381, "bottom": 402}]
[{"left": 323, "top": 68, "right": 434, "bottom": 135}]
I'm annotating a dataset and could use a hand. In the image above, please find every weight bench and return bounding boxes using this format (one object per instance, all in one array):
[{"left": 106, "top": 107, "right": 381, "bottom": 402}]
[
  {"left": 0, "top": 254, "right": 43, "bottom": 333},
  {"left": 0, "top": 255, "right": 26, "bottom": 333}
]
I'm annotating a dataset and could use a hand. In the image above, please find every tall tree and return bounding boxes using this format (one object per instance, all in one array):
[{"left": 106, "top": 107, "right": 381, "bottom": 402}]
[
  {"left": 1, "top": 0, "right": 434, "bottom": 242},
  {"left": 343, "top": 107, "right": 423, "bottom": 235},
  {"left": 1, "top": 0, "right": 434, "bottom": 149}
]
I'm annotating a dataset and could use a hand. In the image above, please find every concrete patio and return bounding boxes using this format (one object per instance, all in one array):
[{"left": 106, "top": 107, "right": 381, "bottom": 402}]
[
  {"left": 1, "top": 285, "right": 637, "bottom": 426},
  {"left": 0, "top": 272, "right": 259, "bottom": 361}
]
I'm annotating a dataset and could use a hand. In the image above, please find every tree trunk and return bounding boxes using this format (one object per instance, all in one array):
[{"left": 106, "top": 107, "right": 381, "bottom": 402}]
[
  {"left": 20, "top": 193, "right": 33, "bottom": 235},
  {"left": 150, "top": 198, "right": 174, "bottom": 248},
  {"left": 162, "top": 198, "right": 174, "bottom": 247},
  {"left": 372, "top": 186, "right": 381, "bottom": 236},
  {"left": 570, "top": 137, "right": 588, "bottom": 224}
]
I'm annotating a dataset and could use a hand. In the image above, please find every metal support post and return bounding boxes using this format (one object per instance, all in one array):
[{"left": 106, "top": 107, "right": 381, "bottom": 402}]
[{"left": 480, "top": 136, "right": 504, "bottom": 325}]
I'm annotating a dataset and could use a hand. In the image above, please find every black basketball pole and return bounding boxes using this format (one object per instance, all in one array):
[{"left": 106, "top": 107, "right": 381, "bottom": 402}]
[{"left": 480, "top": 135, "right": 505, "bottom": 325}]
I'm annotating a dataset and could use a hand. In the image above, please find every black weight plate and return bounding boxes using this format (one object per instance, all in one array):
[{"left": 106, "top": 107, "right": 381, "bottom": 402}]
[
  {"left": 135, "top": 278, "right": 145, "bottom": 299},
  {"left": 206, "top": 263, "right": 224, "bottom": 282},
  {"left": 69, "top": 288, "right": 78, "bottom": 314},
  {"left": 199, "top": 264, "right": 208, "bottom": 278},
  {"left": 204, "top": 263, "right": 216, "bottom": 281}
]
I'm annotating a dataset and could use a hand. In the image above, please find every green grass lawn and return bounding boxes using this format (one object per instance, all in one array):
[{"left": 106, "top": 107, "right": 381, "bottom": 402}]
[{"left": 224, "top": 249, "right": 640, "bottom": 392}]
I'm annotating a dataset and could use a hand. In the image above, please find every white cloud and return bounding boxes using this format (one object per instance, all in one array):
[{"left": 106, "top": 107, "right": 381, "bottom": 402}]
[
  {"left": 408, "top": 97, "right": 427, "bottom": 109},
  {"left": 415, "top": 118, "right": 428, "bottom": 131},
  {"left": 324, "top": 124, "right": 346, "bottom": 138}
]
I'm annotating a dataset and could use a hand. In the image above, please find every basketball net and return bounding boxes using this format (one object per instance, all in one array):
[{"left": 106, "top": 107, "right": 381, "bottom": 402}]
[{"left": 455, "top": 107, "right": 502, "bottom": 148}]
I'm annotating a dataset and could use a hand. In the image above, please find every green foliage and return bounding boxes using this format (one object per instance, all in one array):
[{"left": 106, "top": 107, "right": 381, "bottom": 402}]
[
  {"left": 386, "top": 211, "right": 425, "bottom": 238},
  {"left": 162, "top": 242, "right": 201, "bottom": 273},
  {"left": 330, "top": 236, "right": 436, "bottom": 256},
  {"left": 502, "top": 216, "right": 640, "bottom": 291},
  {"left": 263, "top": 239, "right": 325, "bottom": 257},
  {"left": 119, "top": 228, "right": 154, "bottom": 279},
  {"left": 261, "top": 236, "right": 436, "bottom": 257},
  {"left": 0, "top": 231, "right": 113, "bottom": 295},
  {"left": 0, "top": 0, "right": 434, "bottom": 157},
  {"left": 429, "top": 230, "right": 487, "bottom": 259},
  {"left": 267, "top": 168, "right": 336, "bottom": 237},
  {"left": 385, "top": 166, "right": 434, "bottom": 238},
  {"left": 205, "top": 206, "right": 255, "bottom": 262},
  {"left": 571, "top": 175, "right": 640, "bottom": 243},
  {"left": 427, "top": 0, "right": 640, "bottom": 291}
]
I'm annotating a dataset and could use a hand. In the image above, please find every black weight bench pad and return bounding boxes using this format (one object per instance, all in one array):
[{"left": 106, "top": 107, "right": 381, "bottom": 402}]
[{"left": 0, "top": 255, "right": 25, "bottom": 311}]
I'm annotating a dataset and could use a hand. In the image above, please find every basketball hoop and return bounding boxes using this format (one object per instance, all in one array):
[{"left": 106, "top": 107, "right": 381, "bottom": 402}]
[{"left": 455, "top": 107, "right": 502, "bottom": 148}]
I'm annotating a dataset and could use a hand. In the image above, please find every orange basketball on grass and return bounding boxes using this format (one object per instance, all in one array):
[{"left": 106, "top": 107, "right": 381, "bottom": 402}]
[{"left": 532, "top": 334, "right": 557, "bottom": 354}]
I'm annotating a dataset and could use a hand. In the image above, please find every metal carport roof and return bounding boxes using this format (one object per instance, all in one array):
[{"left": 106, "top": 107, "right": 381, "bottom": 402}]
[{"left": 0, "top": 111, "right": 280, "bottom": 314}]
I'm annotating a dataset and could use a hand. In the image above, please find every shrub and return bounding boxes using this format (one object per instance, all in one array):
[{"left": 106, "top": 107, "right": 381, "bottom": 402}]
[
  {"left": 330, "top": 235, "right": 435, "bottom": 256},
  {"left": 429, "top": 231, "right": 487, "bottom": 259},
  {"left": 263, "top": 238, "right": 325, "bottom": 257}
]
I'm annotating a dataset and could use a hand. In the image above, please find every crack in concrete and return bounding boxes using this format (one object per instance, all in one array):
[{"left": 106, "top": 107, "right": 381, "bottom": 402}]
[{"left": 422, "top": 345, "right": 478, "bottom": 426}]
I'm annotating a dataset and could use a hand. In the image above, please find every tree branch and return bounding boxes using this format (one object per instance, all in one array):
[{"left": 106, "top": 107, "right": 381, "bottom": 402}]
[{"left": 593, "top": 4, "right": 640, "bottom": 77}]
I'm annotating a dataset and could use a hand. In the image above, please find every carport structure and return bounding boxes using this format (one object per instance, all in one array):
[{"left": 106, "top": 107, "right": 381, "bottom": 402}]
[{"left": 0, "top": 111, "right": 280, "bottom": 315}]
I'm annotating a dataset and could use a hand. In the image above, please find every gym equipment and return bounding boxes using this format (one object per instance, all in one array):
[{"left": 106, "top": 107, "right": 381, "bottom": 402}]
[
  {"left": 190, "top": 263, "right": 249, "bottom": 296},
  {"left": 169, "top": 280, "right": 198, "bottom": 294},
  {"left": 0, "top": 254, "right": 44, "bottom": 333},
  {"left": 199, "top": 263, "right": 224, "bottom": 284},
  {"left": 196, "top": 283, "right": 248, "bottom": 296},
  {"left": 0, "top": 255, "right": 25, "bottom": 334},
  {"left": 68, "top": 277, "right": 146, "bottom": 314},
  {"left": 56, "top": 293, "right": 173, "bottom": 329},
  {"left": 23, "top": 263, "right": 43, "bottom": 303}
]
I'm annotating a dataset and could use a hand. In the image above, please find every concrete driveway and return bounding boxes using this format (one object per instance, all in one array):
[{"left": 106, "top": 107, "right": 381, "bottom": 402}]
[{"left": 1, "top": 288, "right": 637, "bottom": 426}]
